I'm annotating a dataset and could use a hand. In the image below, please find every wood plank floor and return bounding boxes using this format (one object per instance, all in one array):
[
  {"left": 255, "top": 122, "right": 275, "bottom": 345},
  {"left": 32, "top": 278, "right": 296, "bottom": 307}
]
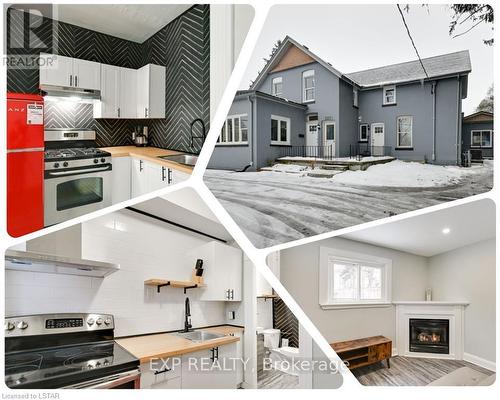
[
  {"left": 258, "top": 368, "right": 300, "bottom": 389},
  {"left": 352, "top": 356, "right": 494, "bottom": 386}
]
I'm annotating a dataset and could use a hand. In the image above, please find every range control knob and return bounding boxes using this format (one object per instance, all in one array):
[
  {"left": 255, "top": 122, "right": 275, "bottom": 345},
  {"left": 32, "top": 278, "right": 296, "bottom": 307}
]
[
  {"left": 96, "top": 318, "right": 103, "bottom": 326},
  {"left": 94, "top": 158, "right": 99, "bottom": 164},
  {"left": 100, "top": 158, "right": 106, "bottom": 163},
  {"left": 17, "top": 321, "right": 28, "bottom": 330},
  {"left": 104, "top": 317, "right": 112, "bottom": 326},
  {"left": 53, "top": 162, "right": 60, "bottom": 168},
  {"left": 63, "top": 161, "right": 69, "bottom": 167},
  {"left": 5, "top": 322, "right": 15, "bottom": 331},
  {"left": 87, "top": 318, "right": 95, "bottom": 326}
]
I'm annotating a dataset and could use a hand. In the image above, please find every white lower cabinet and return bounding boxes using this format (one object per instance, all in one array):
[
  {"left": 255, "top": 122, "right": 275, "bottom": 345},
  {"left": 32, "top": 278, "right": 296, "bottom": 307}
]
[
  {"left": 234, "top": 331, "right": 244, "bottom": 386},
  {"left": 181, "top": 343, "right": 238, "bottom": 389},
  {"left": 111, "top": 156, "right": 131, "bottom": 204},
  {"left": 140, "top": 357, "right": 181, "bottom": 389},
  {"left": 170, "top": 169, "right": 190, "bottom": 185},
  {"left": 130, "top": 158, "right": 148, "bottom": 198}
]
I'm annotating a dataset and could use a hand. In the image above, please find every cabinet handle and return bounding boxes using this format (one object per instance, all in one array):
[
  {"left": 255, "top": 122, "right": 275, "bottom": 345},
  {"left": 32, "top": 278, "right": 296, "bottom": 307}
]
[
  {"left": 154, "top": 367, "right": 171, "bottom": 375},
  {"left": 69, "top": 75, "right": 72, "bottom": 87},
  {"left": 214, "top": 347, "right": 219, "bottom": 361},
  {"left": 161, "top": 166, "right": 166, "bottom": 181},
  {"left": 231, "top": 289, "right": 234, "bottom": 300},
  {"left": 145, "top": 107, "right": 148, "bottom": 118},
  {"left": 117, "top": 107, "right": 120, "bottom": 118},
  {"left": 75, "top": 75, "right": 78, "bottom": 87},
  {"left": 210, "top": 348, "right": 215, "bottom": 363},
  {"left": 139, "top": 160, "right": 143, "bottom": 172},
  {"left": 167, "top": 168, "right": 172, "bottom": 184},
  {"left": 225, "top": 289, "right": 229, "bottom": 300}
]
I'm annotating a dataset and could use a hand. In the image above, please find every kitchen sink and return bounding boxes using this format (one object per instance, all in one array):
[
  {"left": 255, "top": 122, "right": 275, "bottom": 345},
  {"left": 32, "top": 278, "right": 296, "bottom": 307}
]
[
  {"left": 158, "top": 154, "right": 198, "bottom": 167},
  {"left": 175, "top": 331, "right": 224, "bottom": 343}
]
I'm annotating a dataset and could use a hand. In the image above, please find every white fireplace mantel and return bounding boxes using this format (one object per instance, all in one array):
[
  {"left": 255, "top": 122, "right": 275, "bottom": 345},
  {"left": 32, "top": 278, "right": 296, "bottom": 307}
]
[{"left": 394, "top": 301, "right": 468, "bottom": 360}]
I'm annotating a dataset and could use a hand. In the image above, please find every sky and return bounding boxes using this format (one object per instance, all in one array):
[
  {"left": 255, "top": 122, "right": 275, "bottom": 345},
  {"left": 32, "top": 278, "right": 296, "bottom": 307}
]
[{"left": 240, "top": 4, "right": 493, "bottom": 114}]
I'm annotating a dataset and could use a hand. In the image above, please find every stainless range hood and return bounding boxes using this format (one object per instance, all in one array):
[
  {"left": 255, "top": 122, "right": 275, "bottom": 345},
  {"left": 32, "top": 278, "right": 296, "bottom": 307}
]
[
  {"left": 40, "top": 84, "right": 101, "bottom": 101},
  {"left": 5, "top": 250, "right": 119, "bottom": 277}
]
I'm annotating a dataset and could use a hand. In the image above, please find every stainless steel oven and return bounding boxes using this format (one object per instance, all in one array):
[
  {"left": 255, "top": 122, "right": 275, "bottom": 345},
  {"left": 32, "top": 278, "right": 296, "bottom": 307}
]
[
  {"left": 44, "top": 158, "right": 112, "bottom": 226},
  {"left": 63, "top": 369, "right": 141, "bottom": 389}
]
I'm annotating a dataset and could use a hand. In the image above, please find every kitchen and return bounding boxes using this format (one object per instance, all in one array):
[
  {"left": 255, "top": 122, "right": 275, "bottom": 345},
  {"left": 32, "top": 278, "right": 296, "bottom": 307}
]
[{"left": 6, "top": 3, "right": 254, "bottom": 237}]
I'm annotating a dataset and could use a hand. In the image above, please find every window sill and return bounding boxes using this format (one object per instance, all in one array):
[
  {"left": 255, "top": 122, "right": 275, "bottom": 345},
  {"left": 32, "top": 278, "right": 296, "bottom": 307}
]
[
  {"left": 302, "top": 100, "right": 315, "bottom": 104},
  {"left": 382, "top": 103, "right": 397, "bottom": 107},
  {"left": 320, "top": 302, "right": 392, "bottom": 310},
  {"left": 216, "top": 143, "right": 249, "bottom": 147},
  {"left": 395, "top": 147, "right": 414, "bottom": 151},
  {"left": 270, "top": 142, "right": 291, "bottom": 146}
]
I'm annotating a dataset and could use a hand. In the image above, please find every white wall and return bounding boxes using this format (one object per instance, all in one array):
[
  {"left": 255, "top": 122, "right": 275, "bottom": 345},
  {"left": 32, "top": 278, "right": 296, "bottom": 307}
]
[
  {"left": 6, "top": 210, "right": 228, "bottom": 337},
  {"left": 428, "top": 239, "right": 496, "bottom": 363},
  {"left": 280, "top": 237, "right": 429, "bottom": 345}
]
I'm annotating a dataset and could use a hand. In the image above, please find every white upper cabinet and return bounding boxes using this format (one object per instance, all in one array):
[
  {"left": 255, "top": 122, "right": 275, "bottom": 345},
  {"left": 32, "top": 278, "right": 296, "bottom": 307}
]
[
  {"left": 39, "top": 53, "right": 100, "bottom": 90},
  {"left": 136, "top": 64, "right": 166, "bottom": 119},
  {"left": 119, "top": 67, "right": 138, "bottom": 118},
  {"left": 94, "top": 64, "right": 119, "bottom": 118}
]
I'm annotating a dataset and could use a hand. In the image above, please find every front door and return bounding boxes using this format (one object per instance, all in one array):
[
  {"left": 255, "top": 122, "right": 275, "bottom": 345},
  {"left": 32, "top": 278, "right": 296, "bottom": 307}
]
[
  {"left": 371, "top": 123, "right": 385, "bottom": 156},
  {"left": 323, "top": 121, "right": 336, "bottom": 158},
  {"left": 306, "top": 121, "right": 319, "bottom": 156}
]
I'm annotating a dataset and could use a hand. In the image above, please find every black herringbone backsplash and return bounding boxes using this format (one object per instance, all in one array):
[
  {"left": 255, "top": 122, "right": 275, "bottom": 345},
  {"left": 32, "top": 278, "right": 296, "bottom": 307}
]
[
  {"left": 273, "top": 298, "right": 299, "bottom": 348},
  {"left": 6, "top": 5, "right": 210, "bottom": 150}
]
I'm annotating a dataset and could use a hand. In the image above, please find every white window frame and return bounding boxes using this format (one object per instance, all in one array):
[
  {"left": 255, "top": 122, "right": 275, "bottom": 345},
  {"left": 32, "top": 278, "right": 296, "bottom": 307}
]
[
  {"left": 359, "top": 123, "right": 368, "bottom": 142},
  {"left": 270, "top": 114, "right": 291, "bottom": 145},
  {"left": 396, "top": 115, "right": 413, "bottom": 148},
  {"left": 271, "top": 76, "right": 283, "bottom": 97},
  {"left": 217, "top": 114, "right": 249, "bottom": 145},
  {"left": 383, "top": 85, "right": 396, "bottom": 105},
  {"left": 470, "top": 130, "right": 493, "bottom": 148},
  {"left": 353, "top": 88, "right": 358, "bottom": 107},
  {"left": 319, "top": 247, "right": 392, "bottom": 310},
  {"left": 302, "top": 69, "right": 315, "bottom": 103}
]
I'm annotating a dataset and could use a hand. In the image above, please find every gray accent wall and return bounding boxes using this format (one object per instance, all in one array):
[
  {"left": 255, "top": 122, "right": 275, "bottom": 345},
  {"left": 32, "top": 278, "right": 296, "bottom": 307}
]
[
  {"left": 462, "top": 120, "right": 494, "bottom": 159},
  {"left": 338, "top": 79, "right": 359, "bottom": 157}
]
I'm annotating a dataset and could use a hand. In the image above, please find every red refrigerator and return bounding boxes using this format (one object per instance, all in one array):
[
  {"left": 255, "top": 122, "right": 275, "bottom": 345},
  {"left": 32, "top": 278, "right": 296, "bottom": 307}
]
[{"left": 7, "top": 93, "right": 45, "bottom": 237}]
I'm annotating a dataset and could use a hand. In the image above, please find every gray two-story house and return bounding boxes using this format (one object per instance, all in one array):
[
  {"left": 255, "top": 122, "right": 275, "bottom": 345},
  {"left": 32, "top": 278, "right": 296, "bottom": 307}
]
[{"left": 209, "top": 36, "right": 471, "bottom": 171}]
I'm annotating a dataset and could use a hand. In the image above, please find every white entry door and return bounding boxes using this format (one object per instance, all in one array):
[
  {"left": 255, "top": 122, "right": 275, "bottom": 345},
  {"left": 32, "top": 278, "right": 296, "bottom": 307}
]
[
  {"left": 323, "top": 121, "right": 336, "bottom": 158},
  {"left": 306, "top": 122, "right": 319, "bottom": 156},
  {"left": 371, "top": 123, "right": 385, "bottom": 156}
]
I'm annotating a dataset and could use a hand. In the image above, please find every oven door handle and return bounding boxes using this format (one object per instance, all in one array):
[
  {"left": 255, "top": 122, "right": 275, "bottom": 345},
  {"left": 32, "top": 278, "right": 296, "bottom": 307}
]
[
  {"left": 47, "top": 166, "right": 111, "bottom": 176},
  {"left": 62, "top": 369, "right": 140, "bottom": 389}
]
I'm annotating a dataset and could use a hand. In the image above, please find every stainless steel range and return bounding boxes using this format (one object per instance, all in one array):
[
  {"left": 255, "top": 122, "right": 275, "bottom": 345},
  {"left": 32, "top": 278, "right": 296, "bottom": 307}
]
[
  {"left": 4, "top": 313, "right": 140, "bottom": 389},
  {"left": 44, "top": 129, "right": 112, "bottom": 227}
]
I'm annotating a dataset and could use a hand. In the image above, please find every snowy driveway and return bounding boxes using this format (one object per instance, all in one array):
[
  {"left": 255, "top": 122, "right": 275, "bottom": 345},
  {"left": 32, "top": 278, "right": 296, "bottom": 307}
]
[{"left": 204, "top": 162, "right": 493, "bottom": 248}]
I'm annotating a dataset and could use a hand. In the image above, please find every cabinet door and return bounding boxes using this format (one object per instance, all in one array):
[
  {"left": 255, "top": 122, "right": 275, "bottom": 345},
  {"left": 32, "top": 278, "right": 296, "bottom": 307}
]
[
  {"left": 131, "top": 158, "right": 148, "bottom": 198},
  {"left": 170, "top": 169, "right": 190, "bottom": 185},
  {"left": 140, "top": 359, "right": 181, "bottom": 389},
  {"left": 73, "top": 58, "right": 100, "bottom": 90},
  {"left": 39, "top": 53, "right": 73, "bottom": 87},
  {"left": 233, "top": 332, "right": 244, "bottom": 386},
  {"left": 136, "top": 65, "right": 149, "bottom": 118},
  {"left": 119, "top": 67, "right": 137, "bottom": 118},
  {"left": 145, "top": 162, "right": 169, "bottom": 192},
  {"left": 111, "top": 156, "right": 131, "bottom": 204},
  {"left": 147, "top": 64, "right": 166, "bottom": 118},
  {"left": 224, "top": 245, "right": 243, "bottom": 301},
  {"left": 95, "top": 64, "right": 119, "bottom": 118}
]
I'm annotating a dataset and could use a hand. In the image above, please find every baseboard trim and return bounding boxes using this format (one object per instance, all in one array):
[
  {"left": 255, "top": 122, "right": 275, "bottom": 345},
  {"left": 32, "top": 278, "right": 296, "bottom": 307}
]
[{"left": 463, "top": 352, "right": 496, "bottom": 372}]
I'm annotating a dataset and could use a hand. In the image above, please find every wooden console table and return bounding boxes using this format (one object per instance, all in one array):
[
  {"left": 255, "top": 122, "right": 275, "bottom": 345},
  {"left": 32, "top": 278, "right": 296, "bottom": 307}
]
[{"left": 331, "top": 335, "right": 392, "bottom": 369}]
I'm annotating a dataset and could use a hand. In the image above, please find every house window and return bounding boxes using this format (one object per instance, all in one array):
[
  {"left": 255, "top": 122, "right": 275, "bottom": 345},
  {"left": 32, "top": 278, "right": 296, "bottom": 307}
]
[
  {"left": 272, "top": 77, "right": 283, "bottom": 97},
  {"left": 353, "top": 88, "right": 358, "bottom": 107},
  {"left": 471, "top": 130, "right": 492, "bottom": 148},
  {"left": 271, "top": 115, "right": 291, "bottom": 145},
  {"left": 319, "top": 247, "right": 392, "bottom": 309},
  {"left": 396, "top": 116, "right": 413, "bottom": 148},
  {"left": 325, "top": 123, "right": 335, "bottom": 141},
  {"left": 218, "top": 114, "right": 249, "bottom": 144},
  {"left": 302, "top": 69, "right": 315, "bottom": 102},
  {"left": 359, "top": 124, "right": 368, "bottom": 142},
  {"left": 383, "top": 85, "right": 396, "bottom": 105}
]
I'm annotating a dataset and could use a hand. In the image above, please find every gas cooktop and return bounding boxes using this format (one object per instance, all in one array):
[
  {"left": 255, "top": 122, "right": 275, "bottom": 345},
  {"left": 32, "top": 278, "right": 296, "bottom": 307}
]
[{"left": 44, "top": 148, "right": 111, "bottom": 162}]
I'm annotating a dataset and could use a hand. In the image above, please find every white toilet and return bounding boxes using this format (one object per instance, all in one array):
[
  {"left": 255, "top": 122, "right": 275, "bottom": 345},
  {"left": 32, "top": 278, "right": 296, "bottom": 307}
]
[{"left": 261, "top": 328, "right": 300, "bottom": 376}]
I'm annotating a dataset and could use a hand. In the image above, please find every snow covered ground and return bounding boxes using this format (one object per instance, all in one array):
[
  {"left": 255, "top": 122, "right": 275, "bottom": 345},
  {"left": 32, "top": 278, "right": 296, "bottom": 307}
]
[{"left": 204, "top": 161, "right": 493, "bottom": 248}]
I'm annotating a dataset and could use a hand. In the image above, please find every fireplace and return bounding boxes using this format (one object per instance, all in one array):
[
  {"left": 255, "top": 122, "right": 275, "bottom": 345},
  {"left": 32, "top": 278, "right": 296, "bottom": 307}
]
[{"left": 409, "top": 318, "right": 449, "bottom": 354}]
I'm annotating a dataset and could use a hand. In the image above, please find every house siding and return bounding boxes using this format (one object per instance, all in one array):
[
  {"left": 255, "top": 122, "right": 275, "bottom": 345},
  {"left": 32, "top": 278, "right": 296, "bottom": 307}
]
[
  {"left": 462, "top": 120, "right": 494, "bottom": 159},
  {"left": 338, "top": 79, "right": 359, "bottom": 157},
  {"left": 358, "top": 78, "right": 461, "bottom": 164}
]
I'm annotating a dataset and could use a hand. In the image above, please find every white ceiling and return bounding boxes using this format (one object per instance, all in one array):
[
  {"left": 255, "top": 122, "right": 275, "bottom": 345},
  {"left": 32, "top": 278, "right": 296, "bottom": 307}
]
[
  {"left": 342, "top": 200, "right": 495, "bottom": 257},
  {"left": 52, "top": 4, "right": 192, "bottom": 43}
]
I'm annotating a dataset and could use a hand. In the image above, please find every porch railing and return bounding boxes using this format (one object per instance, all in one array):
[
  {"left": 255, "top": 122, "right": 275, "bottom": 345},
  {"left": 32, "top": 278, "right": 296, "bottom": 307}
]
[
  {"left": 349, "top": 144, "right": 392, "bottom": 160},
  {"left": 279, "top": 145, "right": 335, "bottom": 160}
]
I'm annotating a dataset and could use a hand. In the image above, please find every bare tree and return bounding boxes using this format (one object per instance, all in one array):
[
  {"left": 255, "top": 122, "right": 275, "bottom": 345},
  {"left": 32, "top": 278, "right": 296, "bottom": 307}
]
[{"left": 449, "top": 4, "right": 494, "bottom": 45}]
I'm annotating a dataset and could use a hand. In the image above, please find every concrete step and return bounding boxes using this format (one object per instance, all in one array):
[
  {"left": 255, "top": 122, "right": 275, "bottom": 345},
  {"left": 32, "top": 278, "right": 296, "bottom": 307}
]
[{"left": 321, "top": 164, "right": 349, "bottom": 171}]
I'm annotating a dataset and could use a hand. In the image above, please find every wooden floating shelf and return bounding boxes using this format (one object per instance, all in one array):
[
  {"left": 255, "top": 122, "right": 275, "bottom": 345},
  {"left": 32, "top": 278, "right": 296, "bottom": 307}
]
[
  {"left": 257, "top": 294, "right": 279, "bottom": 300},
  {"left": 145, "top": 279, "right": 206, "bottom": 294}
]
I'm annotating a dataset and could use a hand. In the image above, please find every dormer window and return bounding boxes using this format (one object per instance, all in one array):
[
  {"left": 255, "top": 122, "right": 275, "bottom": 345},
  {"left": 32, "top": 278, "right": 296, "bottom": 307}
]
[
  {"left": 272, "top": 77, "right": 283, "bottom": 97},
  {"left": 383, "top": 85, "right": 396, "bottom": 105},
  {"left": 302, "top": 69, "right": 315, "bottom": 102}
]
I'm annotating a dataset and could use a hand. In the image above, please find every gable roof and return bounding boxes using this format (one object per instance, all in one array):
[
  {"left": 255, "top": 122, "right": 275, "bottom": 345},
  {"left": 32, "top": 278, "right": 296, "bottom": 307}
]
[
  {"left": 463, "top": 111, "right": 493, "bottom": 123},
  {"left": 251, "top": 36, "right": 471, "bottom": 90},
  {"left": 345, "top": 51, "right": 471, "bottom": 88}
]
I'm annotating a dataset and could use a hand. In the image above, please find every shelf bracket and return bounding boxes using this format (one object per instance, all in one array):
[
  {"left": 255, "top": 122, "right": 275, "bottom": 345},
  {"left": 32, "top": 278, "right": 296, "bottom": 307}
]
[
  {"left": 156, "top": 281, "right": 171, "bottom": 293},
  {"left": 183, "top": 284, "right": 198, "bottom": 294}
]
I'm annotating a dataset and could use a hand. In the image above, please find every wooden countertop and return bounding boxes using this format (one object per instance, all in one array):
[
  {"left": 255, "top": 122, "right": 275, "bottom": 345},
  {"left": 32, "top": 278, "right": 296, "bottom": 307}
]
[
  {"left": 116, "top": 326, "right": 242, "bottom": 363},
  {"left": 202, "top": 325, "right": 244, "bottom": 336},
  {"left": 100, "top": 146, "right": 194, "bottom": 174}
]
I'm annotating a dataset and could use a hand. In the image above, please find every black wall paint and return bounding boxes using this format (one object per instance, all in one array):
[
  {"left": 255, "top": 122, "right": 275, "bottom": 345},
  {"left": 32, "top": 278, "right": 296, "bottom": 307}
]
[
  {"left": 273, "top": 298, "right": 299, "bottom": 348},
  {"left": 6, "top": 5, "right": 210, "bottom": 151}
]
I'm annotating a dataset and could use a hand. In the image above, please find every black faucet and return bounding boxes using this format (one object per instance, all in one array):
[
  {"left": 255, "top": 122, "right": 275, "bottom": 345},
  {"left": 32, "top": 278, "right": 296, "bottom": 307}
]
[
  {"left": 184, "top": 297, "right": 192, "bottom": 332},
  {"left": 190, "top": 118, "right": 206, "bottom": 152}
]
